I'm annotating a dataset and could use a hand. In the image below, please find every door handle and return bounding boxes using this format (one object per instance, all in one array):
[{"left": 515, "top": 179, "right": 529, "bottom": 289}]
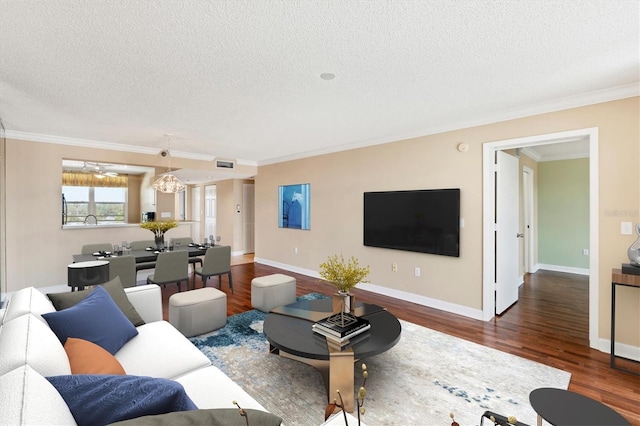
[{"left": 516, "top": 233, "right": 524, "bottom": 238}]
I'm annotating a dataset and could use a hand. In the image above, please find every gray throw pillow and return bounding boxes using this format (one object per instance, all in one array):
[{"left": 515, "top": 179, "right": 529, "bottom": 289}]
[
  {"left": 107, "top": 408, "right": 283, "bottom": 426},
  {"left": 47, "top": 277, "right": 145, "bottom": 326}
]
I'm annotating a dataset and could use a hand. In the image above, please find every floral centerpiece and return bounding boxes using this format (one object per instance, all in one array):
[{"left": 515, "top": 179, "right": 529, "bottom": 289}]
[
  {"left": 319, "top": 254, "right": 370, "bottom": 293},
  {"left": 140, "top": 219, "right": 177, "bottom": 250},
  {"left": 319, "top": 254, "right": 370, "bottom": 313}
]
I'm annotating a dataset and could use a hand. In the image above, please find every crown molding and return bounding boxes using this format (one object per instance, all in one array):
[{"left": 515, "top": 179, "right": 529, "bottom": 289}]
[
  {"left": 167, "top": 150, "right": 215, "bottom": 161},
  {"left": 4, "top": 131, "right": 160, "bottom": 155},
  {"left": 236, "top": 158, "right": 258, "bottom": 167},
  {"left": 5, "top": 83, "right": 638, "bottom": 167},
  {"left": 258, "top": 83, "right": 639, "bottom": 166},
  {"left": 520, "top": 147, "right": 542, "bottom": 162},
  {"left": 4, "top": 130, "right": 218, "bottom": 161}
]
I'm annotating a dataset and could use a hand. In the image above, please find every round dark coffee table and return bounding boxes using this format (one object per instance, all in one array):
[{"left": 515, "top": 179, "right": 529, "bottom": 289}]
[
  {"left": 263, "top": 298, "right": 401, "bottom": 411},
  {"left": 529, "top": 388, "right": 630, "bottom": 426}
]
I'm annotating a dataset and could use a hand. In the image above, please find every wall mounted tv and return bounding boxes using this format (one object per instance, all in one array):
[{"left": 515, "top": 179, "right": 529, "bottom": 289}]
[{"left": 363, "top": 188, "right": 460, "bottom": 257}]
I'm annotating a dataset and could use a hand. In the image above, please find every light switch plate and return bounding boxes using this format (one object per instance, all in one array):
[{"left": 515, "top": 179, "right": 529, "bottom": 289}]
[{"left": 621, "top": 221, "right": 633, "bottom": 235}]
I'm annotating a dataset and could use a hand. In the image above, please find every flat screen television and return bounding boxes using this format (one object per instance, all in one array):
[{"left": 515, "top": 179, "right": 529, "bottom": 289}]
[{"left": 363, "top": 188, "right": 460, "bottom": 257}]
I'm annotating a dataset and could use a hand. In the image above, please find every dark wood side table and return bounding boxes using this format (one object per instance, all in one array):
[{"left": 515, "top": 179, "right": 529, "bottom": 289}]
[
  {"left": 530, "top": 388, "right": 630, "bottom": 426},
  {"left": 610, "top": 268, "right": 640, "bottom": 375}
]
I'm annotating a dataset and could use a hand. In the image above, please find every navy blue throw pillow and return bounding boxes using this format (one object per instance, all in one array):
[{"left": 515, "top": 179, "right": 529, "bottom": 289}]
[
  {"left": 46, "top": 375, "right": 198, "bottom": 426},
  {"left": 42, "top": 285, "right": 138, "bottom": 354}
]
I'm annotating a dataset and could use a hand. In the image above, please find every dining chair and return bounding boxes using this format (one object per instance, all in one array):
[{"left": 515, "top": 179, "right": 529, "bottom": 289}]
[
  {"left": 108, "top": 255, "right": 137, "bottom": 288},
  {"left": 169, "top": 237, "right": 204, "bottom": 272},
  {"left": 130, "top": 240, "right": 155, "bottom": 250},
  {"left": 81, "top": 243, "right": 113, "bottom": 255},
  {"left": 146, "top": 250, "right": 189, "bottom": 292},
  {"left": 192, "top": 246, "right": 233, "bottom": 294},
  {"left": 171, "top": 237, "right": 194, "bottom": 247}
]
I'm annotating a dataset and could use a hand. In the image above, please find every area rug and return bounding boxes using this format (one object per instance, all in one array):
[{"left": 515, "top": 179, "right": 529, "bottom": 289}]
[{"left": 190, "top": 294, "right": 571, "bottom": 426}]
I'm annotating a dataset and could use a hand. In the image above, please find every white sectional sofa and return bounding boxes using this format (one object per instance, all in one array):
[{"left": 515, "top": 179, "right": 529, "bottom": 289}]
[{"left": 0, "top": 283, "right": 272, "bottom": 425}]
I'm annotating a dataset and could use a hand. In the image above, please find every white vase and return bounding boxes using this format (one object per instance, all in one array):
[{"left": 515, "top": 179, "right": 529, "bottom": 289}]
[
  {"left": 627, "top": 223, "right": 640, "bottom": 266},
  {"left": 332, "top": 290, "right": 355, "bottom": 314}
]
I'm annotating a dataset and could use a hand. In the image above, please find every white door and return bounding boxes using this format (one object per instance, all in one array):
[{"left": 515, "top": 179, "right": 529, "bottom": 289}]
[
  {"left": 243, "top": 184, "right": 255, "bottom": 253},
  {"left": 523, "top": 167, "right": 535, "bottom": 273},
  {"left": 191, "top": 187, "right": 201, "bottom": 241},
  {"left": 178, "top": 190, "right": 186, "bottom": 221},
  {"left": 204, "top": 185, "right": 216, "bottom": 243},
  {"left": 496, "top": 150, "right": 520, "bottom": 314}
]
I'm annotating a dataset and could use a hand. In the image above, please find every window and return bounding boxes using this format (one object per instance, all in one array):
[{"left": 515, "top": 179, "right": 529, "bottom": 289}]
[{"left": 63, "top": 186, "right": 127, "bottom": 224}]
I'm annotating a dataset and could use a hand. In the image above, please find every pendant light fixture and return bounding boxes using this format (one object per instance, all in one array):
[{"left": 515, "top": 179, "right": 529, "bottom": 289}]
[{"left": 152, "top": 134, "right": 185, "bottom": 193}]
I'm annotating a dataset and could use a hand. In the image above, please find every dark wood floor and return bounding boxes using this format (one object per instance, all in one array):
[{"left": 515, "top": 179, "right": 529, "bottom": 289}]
[{"left": 161, "top": 263, "right": 640, "bottom": 424}]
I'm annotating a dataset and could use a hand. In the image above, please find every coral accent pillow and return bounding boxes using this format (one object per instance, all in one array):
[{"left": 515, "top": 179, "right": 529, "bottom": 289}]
[{"left": 64, "top": 338, "right": 125, "bottom": 375}]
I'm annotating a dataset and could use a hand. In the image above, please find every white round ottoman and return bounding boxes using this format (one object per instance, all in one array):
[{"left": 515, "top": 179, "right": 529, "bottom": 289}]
[
  {"left": 251, "top": 273, "right": 297, "bottom": 312},
  {"left": 169, "top": 287, "right": 227, "bottom": 337}
]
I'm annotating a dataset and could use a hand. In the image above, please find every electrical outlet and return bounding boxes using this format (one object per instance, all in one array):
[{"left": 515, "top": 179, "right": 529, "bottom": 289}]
[
  {"left": 583, "top": 249, "right": 589, "bottom": 256},
  {"left": 294, "top": 247, "right": 298, "bottom": 254},
  {"left": 414, "top": 267, "right": 421, "bottom": 277},
  {"left": 392, "top": 263, "right": 397, "bottom": 272},
  {"left": 621, "top": 222, "right": 633, "bottom": 235}
]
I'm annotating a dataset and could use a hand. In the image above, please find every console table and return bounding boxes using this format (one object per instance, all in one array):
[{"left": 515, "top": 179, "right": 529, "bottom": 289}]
[{"left": 610, "top": 268, "right": 640, "bottom": 375}]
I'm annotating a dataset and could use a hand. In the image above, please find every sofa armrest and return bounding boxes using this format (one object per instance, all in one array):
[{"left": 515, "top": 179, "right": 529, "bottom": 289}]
[{"left": 124, "top": 284, "right": 163, "bottom": 323}]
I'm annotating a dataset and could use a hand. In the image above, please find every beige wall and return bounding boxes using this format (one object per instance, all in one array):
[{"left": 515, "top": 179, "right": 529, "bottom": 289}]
[
  {"left": 4, "top": 140, "right": 254, "bottom": 289},
  {"left": 255, "top": 97, "right": 639, "bottom": 347},
  {"left": 216, "top": 180, "right": 235, "bottom": 249},
  {"left": 4, "top": 97, "right": 639, "bottom": 348}
]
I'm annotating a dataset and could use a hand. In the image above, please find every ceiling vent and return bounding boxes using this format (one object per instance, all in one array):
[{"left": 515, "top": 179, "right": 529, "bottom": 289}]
[{"left": 216, "top": 160, "right": 235, "bottom": 170}]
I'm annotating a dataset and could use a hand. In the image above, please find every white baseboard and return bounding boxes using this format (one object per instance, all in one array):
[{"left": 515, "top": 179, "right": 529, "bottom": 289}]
[
  {"left": 537, "top": 263, "right": 590, "bottom": 276},
  {"left": 254, "top": 257, "right": 485, "bottom": 321},
  {"left": 356, "top": 282, "right": 485, "bottom": 320},
  {"left": 595, "top": 338, "right": 640, "bottom": 362},
  {"left": 255, "top": 257, "right": 320, "bottom": 279}
]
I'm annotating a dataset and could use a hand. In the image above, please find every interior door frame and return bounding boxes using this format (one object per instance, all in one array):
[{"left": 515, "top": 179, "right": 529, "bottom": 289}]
[{"left": 482, "top": 127, "right": 599, "bottom": 349}]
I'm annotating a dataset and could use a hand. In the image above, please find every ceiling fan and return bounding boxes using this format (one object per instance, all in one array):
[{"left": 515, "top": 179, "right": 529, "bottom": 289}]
[{"left": 81, "top": 161, "right": 118, "bottom": 179}]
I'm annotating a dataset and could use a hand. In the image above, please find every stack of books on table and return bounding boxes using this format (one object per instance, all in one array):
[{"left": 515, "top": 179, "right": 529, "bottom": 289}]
[{"left": 312, "top": 312, "right": 371, "bottom": 345}]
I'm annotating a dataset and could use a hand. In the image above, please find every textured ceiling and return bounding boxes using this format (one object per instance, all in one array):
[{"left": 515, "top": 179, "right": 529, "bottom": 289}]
[{"left": 0, "top": 0, "right": 638, "bottom": 165}]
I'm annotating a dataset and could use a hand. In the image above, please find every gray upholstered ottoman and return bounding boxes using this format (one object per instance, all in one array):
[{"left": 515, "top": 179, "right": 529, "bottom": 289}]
[
  {"left": 251, "top": 273, "right": 297, "bottom": 312},
  {"left": 169, "top": 287, "right": 226, "bottom": 337}
]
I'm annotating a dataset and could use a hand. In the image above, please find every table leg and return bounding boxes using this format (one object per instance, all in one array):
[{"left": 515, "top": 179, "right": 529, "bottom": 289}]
[
  {"left": 328, "top": 347, "right": 355, "bottom": 412},
  {"left": 537, "top": 414, "right": 542, "bottom": 426},
  {"left": 610, "top": 282, "right": 616, "bottom": 368}
]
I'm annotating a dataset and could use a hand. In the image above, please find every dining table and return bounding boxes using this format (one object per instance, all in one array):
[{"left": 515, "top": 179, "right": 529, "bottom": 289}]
[{"left": 72, "top": 244, "right": 209, "bottom": 264}]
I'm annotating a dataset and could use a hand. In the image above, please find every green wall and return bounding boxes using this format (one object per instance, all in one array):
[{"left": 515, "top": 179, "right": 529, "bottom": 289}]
[{"left": 538, "top": 158, "right": 589, "bottom": 269}]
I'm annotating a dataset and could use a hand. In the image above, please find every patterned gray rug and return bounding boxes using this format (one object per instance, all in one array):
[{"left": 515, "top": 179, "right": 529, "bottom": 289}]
[{"left": 191, "top": 294, "right": 571, "bottom": 426}]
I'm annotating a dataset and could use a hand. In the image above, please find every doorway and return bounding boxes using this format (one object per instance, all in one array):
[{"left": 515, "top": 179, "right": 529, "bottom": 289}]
[
  {"left": 204, "top": 185, "right": 216, "bottom": 242},
  {"left": 190, "top": 186, "right": 201, "bottom": 242},
  {"left": 243, "top": 183, "right": 255, "bottom": 254},
  {"left": 482, "top": 127, "right": 599, "bottom": 349},
  {"left": 522, "top": 166, "right": 535, "bottom": 274}
]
